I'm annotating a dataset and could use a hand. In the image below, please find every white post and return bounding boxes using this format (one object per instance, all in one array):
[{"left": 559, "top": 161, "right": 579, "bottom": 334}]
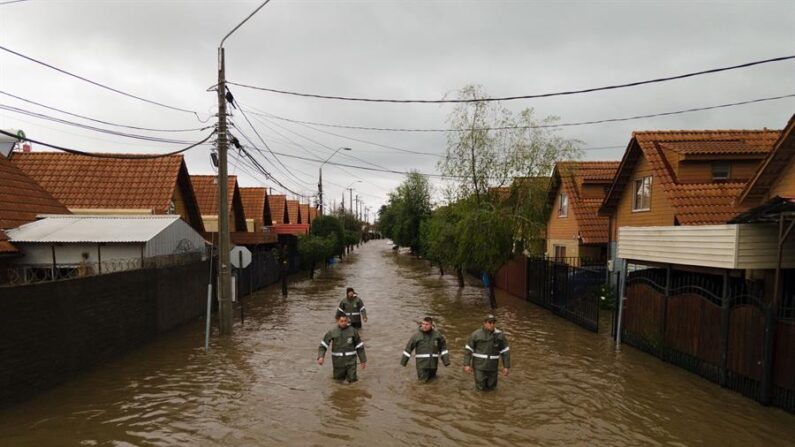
[
  {"left": 204, "top": 284, "right": 212, "bottom": 352},
  {"left": 615, "top": 259, "right": 628, "bottom": 347}
]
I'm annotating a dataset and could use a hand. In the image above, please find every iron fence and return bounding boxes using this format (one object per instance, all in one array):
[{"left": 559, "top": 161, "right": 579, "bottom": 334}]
[{"left": 527, "top": 257, "right": 606, "bottom": 332}]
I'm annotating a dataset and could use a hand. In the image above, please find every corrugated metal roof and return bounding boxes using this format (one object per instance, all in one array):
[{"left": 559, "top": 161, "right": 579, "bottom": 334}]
[{"left": 7, "top": 215, "right": 182, "bottom": 243}]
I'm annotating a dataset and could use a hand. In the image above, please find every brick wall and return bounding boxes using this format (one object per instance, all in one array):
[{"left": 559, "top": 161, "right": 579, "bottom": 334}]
[{"left": 0, "top": 260, "right": 210, "bottom": 406}]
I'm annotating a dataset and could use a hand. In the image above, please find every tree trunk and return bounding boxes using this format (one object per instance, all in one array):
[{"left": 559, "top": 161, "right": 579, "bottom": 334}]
[
  {"left": 439, "top": 265, "right": 444, "bottom": 276},
  {"left": 457, "top": 267, "right": 465, "bottom": 288},
  {"left": 488, "top": 285, "right": 497, "bottom": 309},
  {"left": 309, "top": 261, "right": 315, "bottom": 279}
]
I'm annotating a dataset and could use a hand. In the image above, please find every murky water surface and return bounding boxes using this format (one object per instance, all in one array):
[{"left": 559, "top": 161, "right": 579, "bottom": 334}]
[{"left": 1, "top": 242, "right": 793, "bottom": 446}]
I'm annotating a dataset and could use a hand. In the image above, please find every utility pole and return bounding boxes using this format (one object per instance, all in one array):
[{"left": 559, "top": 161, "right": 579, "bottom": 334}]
[
  {"left": 318, "top": 168, "right": 323, "bottom": 215},
  {"left": 355, "top": 195, "right": 360, "bottom": 220},
  {"left": 216, "top": 0, "right": 272, "bottom": 336},
  {"left": 342, "top": 192, "right": 345, "bottom": 214},
  {"left": 348, "top": 188, "right": 354, "bottom": 217},
  {"left": 216, "top": 46, "right": 233, "bottom": 336}
]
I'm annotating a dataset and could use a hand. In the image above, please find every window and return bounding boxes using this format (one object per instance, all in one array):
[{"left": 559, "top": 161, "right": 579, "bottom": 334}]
[
  {"left": 633, "top": 176, "right": 652, "bottom": 211},
  {"left": 553, "top": 245, "right": 566, "bottom": 259},
  {"left": 558, "top": 193, "right": 568, "bottom": 217},
  {"left": 712, "top": 161, "right": 731, "bottom": 180}
]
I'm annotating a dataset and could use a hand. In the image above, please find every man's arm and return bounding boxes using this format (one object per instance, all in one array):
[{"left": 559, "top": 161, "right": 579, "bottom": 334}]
[{"left": 401, "top": 334, "right": 416, "bottom": 367}]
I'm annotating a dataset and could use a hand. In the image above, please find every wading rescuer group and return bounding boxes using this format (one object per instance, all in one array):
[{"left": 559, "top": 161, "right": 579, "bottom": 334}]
[{"left": 317, "top": 287, "right": 511, "bottom": 391}]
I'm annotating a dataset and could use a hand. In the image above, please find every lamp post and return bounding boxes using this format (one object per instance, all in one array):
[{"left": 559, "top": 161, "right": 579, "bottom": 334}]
[
  {"left": 318, "top": 147, "right": 351, "bottom": 215},
  {"left": 345, "top": 180, "right": 362, "bottom": 216},
  {"left": 216, "top": 0, "right": 272, "bottom": 336}
]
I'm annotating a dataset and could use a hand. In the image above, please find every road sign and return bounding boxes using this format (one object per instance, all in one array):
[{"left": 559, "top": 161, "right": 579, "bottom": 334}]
[{"left": 230, "top": 245, "right": 252, "bottom": 269}]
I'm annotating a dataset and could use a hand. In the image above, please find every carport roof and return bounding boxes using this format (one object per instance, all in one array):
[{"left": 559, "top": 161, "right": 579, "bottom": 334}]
[{"left": 7, "top": 215, "right": 181, "bottom": 243}]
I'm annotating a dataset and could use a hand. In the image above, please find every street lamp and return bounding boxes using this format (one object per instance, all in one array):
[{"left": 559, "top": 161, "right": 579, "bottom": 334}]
[
  {"left": 318, "top": 147, "right": 352, "bottom": 215},
  {"left": 345, "top": 180, "right": 362, "bottom": 215}
]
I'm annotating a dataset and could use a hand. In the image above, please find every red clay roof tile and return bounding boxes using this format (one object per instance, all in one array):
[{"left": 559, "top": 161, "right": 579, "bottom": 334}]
[
  {"left": 12, "top": 152, "right": 184, "bottom": 212},
  {"left": 1, "top": 154, "right": 70, "bottom": 229},
  {"left": 268, "top": 195, "right": 287, "bottom": 225}
]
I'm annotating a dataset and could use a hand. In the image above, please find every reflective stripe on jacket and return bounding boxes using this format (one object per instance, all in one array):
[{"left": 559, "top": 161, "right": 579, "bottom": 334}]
[
  {"left": 463, "top": 328, "right": 510, "bottom": 371},
  {"left": 318, "top": 325, "right": 367, "bottom": 367},
  {"left": 335, "top": 296, "right": 367, "bottom": 324},
  {"left": 400, "top": 328, "right": 450, "bottom": 369}
]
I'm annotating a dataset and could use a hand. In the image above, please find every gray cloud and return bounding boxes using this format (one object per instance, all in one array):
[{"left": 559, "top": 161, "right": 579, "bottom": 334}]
[{"left": 1, "top": 0, "right": 793, "bottom": 215}]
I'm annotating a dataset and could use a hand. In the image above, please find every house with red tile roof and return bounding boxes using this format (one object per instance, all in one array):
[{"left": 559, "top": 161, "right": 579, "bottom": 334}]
[
  {"left": 604, "top": 118, "right": 795, "bottom": 412},
  {"left": 12, "top": 152, "right": 204, "bottom": 233},
  {"left": 599, "top": 128, "right": 781, "bottom": 260},
  {"left": 190, "top": 175, "right": 247, "bottom": 233},
  {"left": 268, "top": 195, "right": 288, "bottom": 225},
  {"left": 0, "top": 154, "right": 70, "bottom": 255},
  {"left": 308, "top": 206, "right": 318, "bottom": 223},
  {"left": 546, "top": 161, "right": 620, "bottom": 260},
  {"left": 239, "top": 187, "right": 273, "bottom": 232}
]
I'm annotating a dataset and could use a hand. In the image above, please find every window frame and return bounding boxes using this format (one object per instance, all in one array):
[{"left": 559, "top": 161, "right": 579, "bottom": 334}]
[
  {"left": 711, "top": 161, "right": 731, "bottom": 180},
  {"left": 558, "top": 192, "right": 568, "bottom": 217},
  {"left": 632, "top": 176, "right": 652, "bottom": 212}
]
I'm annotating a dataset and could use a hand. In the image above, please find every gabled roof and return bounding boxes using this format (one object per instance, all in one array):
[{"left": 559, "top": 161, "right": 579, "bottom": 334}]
[
  {"left": 268, "top": 194, "right": 288, "bottom": 224},
  {"left": 239, "top": 187, "right": 273, "bottom": 231},
  {"left": 7, "top": 215, "right": 183, "bottom": 243},
  {"left": 600, "top": 129, "right": 781, "bottom": 225},
  {"left": 1, "top": 154, "right": 70, "bottom": 230},
  {"left": 737, "top": 114, "right": 795, "bottom": 206},
  {"left": 13, "top": 152, "right": 184, "bottom": 212},
  {"left": 191, "top": 175, "right": 247, "bottom": 231},
  {"left": 299, "top": 203, "right": 311, "bottom": 225},
  {"left": 309, "top": 206, "right": 318, "bottom": 222},
  {"left": 286, "top": 200, "right": 300, "bottom": 224},
  {"left": 547, "top": 161, "right": 620, "bottom": 244}
]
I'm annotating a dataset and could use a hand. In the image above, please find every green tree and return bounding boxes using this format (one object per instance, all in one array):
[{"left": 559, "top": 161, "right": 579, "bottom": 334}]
[
  {"left": 434, "top": 85, "right": 581, "bottom": 302},
  {"left": 390, "top": 171, "right": 432, "bottom": 254},
  {"left": 310, "top": 215, "right": 345, "bottom": 257},
  {"left": 298, "top": 234, "right": 335, "bottom": 279}
]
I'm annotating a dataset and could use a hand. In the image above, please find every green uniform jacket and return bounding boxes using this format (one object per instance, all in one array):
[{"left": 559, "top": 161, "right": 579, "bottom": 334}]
[
  {"left": 318, "top": 325, "right": 367, "bottom": 368},
  {"left": 463, "top": 328, "right": 510, "bottom": 372},
  {"left": 335, "top": 296, "right": 367, "bottom": 325},
  {"left": 400, "top": 328, "right": 451, "bottom": 369}
]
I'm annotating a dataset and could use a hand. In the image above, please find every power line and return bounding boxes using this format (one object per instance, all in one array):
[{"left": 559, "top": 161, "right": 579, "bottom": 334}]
[
  {"left": 0, "top": 90, "right": 212, "bottom": 133},
  {"left": 0, "top": 103, "right": 209, "bottom": 144},
  {"left": 253, "top": 92, "right": 795, "bottom": 133},
  {"left": 0, "top": 129, "right": 215, "bottom": 159},
  {"left": 0, "top": 0, "right": 32, "bottom": 5},
  {"left": 0, "top": 44, "right": 206, "bottom": 120},
  {"left": 228, "top": 54, "right": 795, "bottom": 104}
]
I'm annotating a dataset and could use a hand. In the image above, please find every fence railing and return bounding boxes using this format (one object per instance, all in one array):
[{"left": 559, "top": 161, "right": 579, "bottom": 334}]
[
  {"left": 0, "top": 252, "right": 206, "bottom": 286},
  {"left": 527, "top": 256, "right": 606, "bottom": 332}
]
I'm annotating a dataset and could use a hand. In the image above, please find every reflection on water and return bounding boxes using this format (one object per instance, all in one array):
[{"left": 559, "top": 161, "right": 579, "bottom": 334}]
[{"left": 0, "top": 242, "right": 793, "bottom": 446}]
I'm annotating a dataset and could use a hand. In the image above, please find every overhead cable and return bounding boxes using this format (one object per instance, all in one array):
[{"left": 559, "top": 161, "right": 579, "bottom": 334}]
[
  {"left": 254, "top": 92, "right": 795, "bottom": 133},
  {"left": 0, "top": 45, "right": 206, "bottom": 120},
  {"left": 0, "top": 129, "right": 215, "bottom": 159},
  {"left": 0, "top": 90, "right": 212, "bottom": 133},
  {"left": 228, "top": 54, "right": 795, "bottom": 103}
]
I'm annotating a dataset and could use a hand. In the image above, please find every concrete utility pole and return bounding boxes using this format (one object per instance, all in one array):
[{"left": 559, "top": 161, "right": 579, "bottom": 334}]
[
  {"left": 217, "top": 0, "right": 272, "bottom": 336},
  {"left": 355, "top": 195, "right": 360, "bottom": 220},
  {"left": 348, "top": 188, "right": 354, "bottom": 216},
  {"left": 318, "top": 147, "right": 351, "bottom": 215}
]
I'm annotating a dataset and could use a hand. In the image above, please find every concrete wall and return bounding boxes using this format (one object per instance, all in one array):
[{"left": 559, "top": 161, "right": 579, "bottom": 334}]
[{"left": 0, "top": 260, "right": 210, "bottom": 406}]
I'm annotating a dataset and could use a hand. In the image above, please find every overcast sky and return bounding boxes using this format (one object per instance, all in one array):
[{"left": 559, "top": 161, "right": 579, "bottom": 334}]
[{"left": 1, "top": 0, "right": 794, "bottom": 218}]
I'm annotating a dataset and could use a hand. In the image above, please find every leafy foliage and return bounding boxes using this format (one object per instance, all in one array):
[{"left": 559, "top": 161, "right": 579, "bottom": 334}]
[{"left": 310, "top": 215, "right": 345, "bottom": 256}]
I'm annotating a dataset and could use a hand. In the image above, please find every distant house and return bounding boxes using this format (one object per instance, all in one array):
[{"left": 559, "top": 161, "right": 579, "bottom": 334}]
[
  {"left": 190, "top": 175, "right": 247, "bottom": 233},
  {"left": 11, "top": 152, "right": 204, "bottom": 233},
  {"left": 0, "top": 153, "right": 71, "bottom": 257},
  {"left": 546, "top": 162, "right": 619, "bottom": 260},
  {"left": 239, "top": 187, "right": 273, "bottom": 232},
  {"left": 268, "top": 194, "right": 288, "bottom": 225},
  {"left": 5, "top": 215, "right": 206, "bottom": 282},
  {"left": 308, "top": 206, "right": 318, "bottom": 222}
]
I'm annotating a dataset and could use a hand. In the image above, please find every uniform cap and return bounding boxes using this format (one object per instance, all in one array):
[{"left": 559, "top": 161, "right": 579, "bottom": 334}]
[{"left": 484, "top": 314, "right": 497, "bottom": 322}]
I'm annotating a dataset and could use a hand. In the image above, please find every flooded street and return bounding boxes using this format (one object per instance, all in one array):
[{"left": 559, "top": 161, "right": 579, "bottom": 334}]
[{"left": 1, "top": 241, "right": 794, "bottom": 446}]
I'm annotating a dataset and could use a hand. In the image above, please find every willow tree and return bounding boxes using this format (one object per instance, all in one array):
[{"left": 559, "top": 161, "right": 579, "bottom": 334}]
[
  {"left": 384, "top": 171, "right": 432, "bottom": 254},
  {"left": 438, "top": 84, "right": 581, "bottom": 295}
]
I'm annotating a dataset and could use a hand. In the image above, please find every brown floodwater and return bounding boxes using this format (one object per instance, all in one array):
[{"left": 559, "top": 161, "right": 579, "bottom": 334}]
[{"left": 1, "top": 241, "right": 793, "bottom": 446}]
